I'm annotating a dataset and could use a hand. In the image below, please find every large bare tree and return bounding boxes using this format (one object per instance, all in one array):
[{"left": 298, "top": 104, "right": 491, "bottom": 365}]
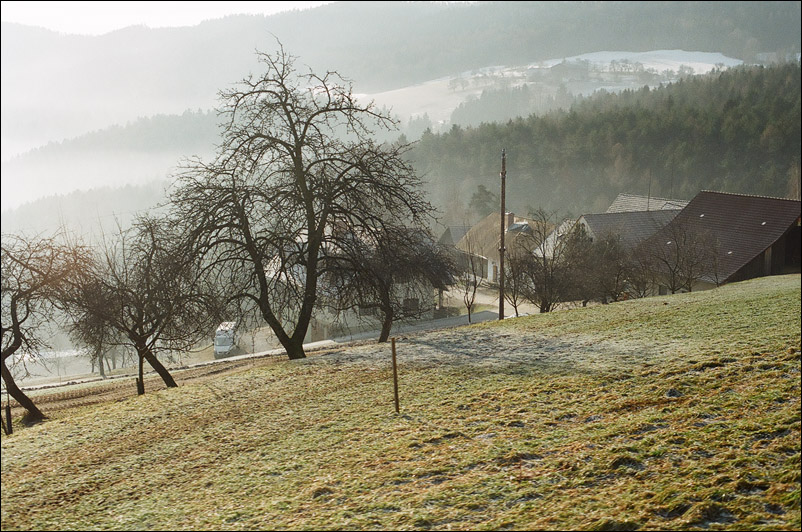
[
  {"left": 63, "top": 217, "right": 216, "bottom": 395},
  {"left": 170, "top": 45, "right": 431, "bottom": 359},
  {"left": 1, "top": 232, "right": 86, "bottom": 424}
]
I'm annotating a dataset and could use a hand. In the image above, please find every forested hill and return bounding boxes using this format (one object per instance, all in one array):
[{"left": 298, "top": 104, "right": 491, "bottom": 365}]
[
  {"left": 412, "top": 63, "right": 802, "bottom": 222},
  {"left": 4, "top": 63, "right": 800, "bottom": 236},
  {"left": 3, "top": 1, "right": 800, "bottom": 156}
]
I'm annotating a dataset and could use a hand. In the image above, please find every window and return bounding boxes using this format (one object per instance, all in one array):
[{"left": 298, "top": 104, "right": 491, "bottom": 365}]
[{"left": 403, "top": 298, "right": 420, "bottom": 312}]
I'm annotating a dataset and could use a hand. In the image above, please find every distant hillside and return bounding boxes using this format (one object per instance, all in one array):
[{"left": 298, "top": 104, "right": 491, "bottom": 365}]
[
  {"left": 3, "top": 1, "right": 799, "bottom": 157},
  {"left": 411, "top": 63, "right": 802, "bottom": 222},
  {"left": 0, "top": 180, "right": 169, "bottom": 237},
  {"left": 0, "top": 110, "right": 216, "bottom": 212},
  {"left": 5, "top": 63, "right": 799, "bottom": 235}
]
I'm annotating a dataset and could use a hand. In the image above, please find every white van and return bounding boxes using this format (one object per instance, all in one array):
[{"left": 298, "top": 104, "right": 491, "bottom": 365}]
[{"left": 214, "top": 322, "right": 238, "bottom": 358}]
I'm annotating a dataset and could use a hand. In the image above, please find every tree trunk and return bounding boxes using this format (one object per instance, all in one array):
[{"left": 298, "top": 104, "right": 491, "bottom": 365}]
[
  {"left": 137, "top": 355, "right": 145, "bottom": 395},
  {"left": 283, "top": 338, "right": 307, "bottom": 360},
  {"left": 378, "top": 307, "right": 394, "bottom": 343},
  {"left": 142, "top": 350, "right": 177, "bottom": 388},
  {"left": 97, "top": 350, "right": 106, "bottom": 378},
  {"left": 257, "top": 294, "right": 305, "bottom": 360},
  {"left": 1, "top": 361, "right": 46, "bottom": 424}
]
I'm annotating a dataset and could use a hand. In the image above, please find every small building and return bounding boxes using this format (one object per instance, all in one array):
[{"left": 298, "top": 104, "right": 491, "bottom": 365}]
[
  {"left": 437, "top": 225, "right": 472, "bottom": 249},
  {"left": 537, "top": 218, "right": 576, "bottom": 259}
]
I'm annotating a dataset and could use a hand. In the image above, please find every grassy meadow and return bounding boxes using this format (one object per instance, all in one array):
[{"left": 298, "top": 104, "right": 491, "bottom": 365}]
[{"left": 1, "top": 274, "right": 800, "bottom": 530}]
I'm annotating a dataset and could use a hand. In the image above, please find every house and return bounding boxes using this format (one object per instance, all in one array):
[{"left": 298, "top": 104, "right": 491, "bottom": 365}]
[
  {"left": 605, "top": 193, "right": 688, "bottom": 213},
  {"left": 577, "top": 209, "right": 681, "bottom": 249},
  {"left": 643, "top": 191, "right": 801, "bottom": 291},
  {"left": 455, "top": 212, "right": 540, "bottom": 283},
  {"left": 538, "top": 196, "right": 683, "bottom": 259}
]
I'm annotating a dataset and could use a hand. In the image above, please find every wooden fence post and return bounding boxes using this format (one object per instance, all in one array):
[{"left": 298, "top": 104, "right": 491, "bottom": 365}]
[
  {"left": 5, "top": 401, "right": 12, "bottom": 435},
  {"left": 391, "top": 338, "right": 400, "bottom": 414}
]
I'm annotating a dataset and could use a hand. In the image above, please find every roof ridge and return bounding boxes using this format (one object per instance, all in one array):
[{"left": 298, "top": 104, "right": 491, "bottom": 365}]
[
  {"left": 616, "top": 192, "right": 686, "bottom": 201},
  {"left": 699, "top": 190, "right": 802, "bottom": 203}
]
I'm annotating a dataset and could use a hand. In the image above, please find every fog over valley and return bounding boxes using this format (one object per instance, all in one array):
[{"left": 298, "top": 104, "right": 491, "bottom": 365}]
[{"left": 2, "top": 1, "right": 800, "bottom": 230}]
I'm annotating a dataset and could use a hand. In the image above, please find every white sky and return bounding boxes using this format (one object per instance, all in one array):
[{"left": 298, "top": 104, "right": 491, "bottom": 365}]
[{"left": 0, "top": 1, "right": 333, "bottom": 35}]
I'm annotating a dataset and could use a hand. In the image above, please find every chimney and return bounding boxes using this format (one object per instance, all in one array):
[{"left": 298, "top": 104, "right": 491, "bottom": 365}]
[{"left": 505, "top": 212, "right": 515, "bottom": 230}]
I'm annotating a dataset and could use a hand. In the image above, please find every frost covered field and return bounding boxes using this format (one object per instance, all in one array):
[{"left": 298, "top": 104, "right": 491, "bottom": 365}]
[{"left": 2, "top": 274, "right": 799, "bottom": 530}]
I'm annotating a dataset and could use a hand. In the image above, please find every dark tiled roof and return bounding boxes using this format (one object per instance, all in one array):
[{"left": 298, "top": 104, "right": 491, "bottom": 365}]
[
  {"left": 580, "top": 210, "right": 680, "bottom": 249},
  {"left": 606, "top": 193, "right": 689, "bottom": 213},
  {"left": 438, "top": 225, "right": 471, "bottom": 247},
  {"left": 649, "top": 191, "right": 801, "bottom": 282}
]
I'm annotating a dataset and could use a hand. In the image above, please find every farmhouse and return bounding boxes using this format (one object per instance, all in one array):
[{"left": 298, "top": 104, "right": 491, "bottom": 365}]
[
  {"left": 645, "top": 191, "right": 801, "bottom": 291},
  {"left": 455, "top": 212, "right": 541, "bottom": 283}
]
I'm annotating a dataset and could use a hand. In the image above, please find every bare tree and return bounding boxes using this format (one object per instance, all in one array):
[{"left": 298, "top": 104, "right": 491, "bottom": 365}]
[
  {"left": 581, "top": 232, "right": 632, "bottom": 304},
  {"left": 502, "top": 236, "right": 534, "bottom": 317},
  {"left": 641, "top": 218, "right": 717, "bottom": 294},
  {"left": 522, "top": 209, "right": 577, "bottom": 313},
  {"left": 458, "top": 231, "right": 483, "bottom": 323},
  {"left": 1, "top": 232, "right": 87, "bottom": 424},
  {"left": 626, "top": 245, "right": 657, "bottom": 299},
  {"left": 69, "top": 306, "right": 114, "bottom": 378},
  {"left": 324, "top": 226, "right": 457, "bottom": 342},
  {"left": 63, "top": 217, "right": 216, "bottom": 395},
  {"left": 170, "top": 44, "right": 432, "bottom": 359},
  {"left": 559, "top": 224, "right": 595, "bottom": 306}
]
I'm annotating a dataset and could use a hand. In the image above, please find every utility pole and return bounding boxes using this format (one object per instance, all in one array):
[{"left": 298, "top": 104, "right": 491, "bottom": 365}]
[{"left": 499, "top": 149, "right": 506, "bottom": 321}]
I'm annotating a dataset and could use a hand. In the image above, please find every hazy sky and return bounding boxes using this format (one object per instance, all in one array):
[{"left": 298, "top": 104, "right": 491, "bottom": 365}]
[{"left": 0, "top": 1, "right": 333, "bottom": 35}]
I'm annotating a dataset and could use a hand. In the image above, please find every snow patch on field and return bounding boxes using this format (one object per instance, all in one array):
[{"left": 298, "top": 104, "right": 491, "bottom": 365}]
[
  {"left": 534, "top": 49, "right": 743, "bottom": 74},
  {"left": 359, "top": 49, "right": 743, "bottom": 126}
]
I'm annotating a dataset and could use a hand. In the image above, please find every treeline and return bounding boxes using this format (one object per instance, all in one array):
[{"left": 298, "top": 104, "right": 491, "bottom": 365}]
[
  {"left": 0, "top": 180, "right": 169, "bottom": 237},
  {"left": 450, "top": 84, "right": 579, "bottom": 129},
  {"left": 411, "top": 63, "right": 801, "bottom": 222},
  {"left": 24, "top": 110, "right": 218, "bottom": 157}
]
